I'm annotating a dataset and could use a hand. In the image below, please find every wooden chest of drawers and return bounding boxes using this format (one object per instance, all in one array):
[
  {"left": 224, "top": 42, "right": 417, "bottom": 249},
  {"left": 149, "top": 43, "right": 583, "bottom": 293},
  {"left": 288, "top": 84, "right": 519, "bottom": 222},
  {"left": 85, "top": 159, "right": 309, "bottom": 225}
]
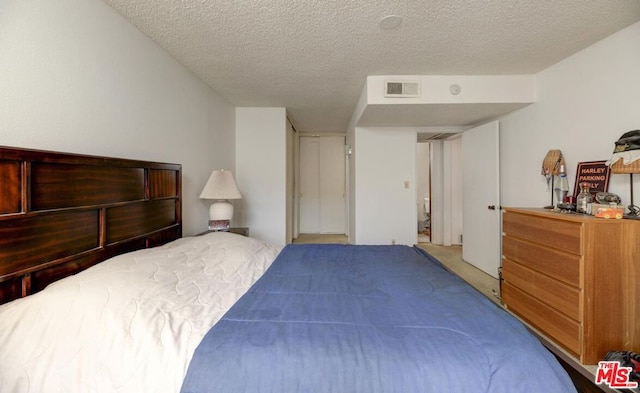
[{"left": 501, "top": 208, "right": 640, "bottom": 364}]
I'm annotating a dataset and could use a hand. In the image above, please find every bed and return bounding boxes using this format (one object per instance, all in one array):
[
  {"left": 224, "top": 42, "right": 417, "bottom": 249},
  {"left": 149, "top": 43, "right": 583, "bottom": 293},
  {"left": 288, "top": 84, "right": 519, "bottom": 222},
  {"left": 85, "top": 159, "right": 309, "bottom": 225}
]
[{"left": 0, "top": 147, "right": 577, "bottom": 392}]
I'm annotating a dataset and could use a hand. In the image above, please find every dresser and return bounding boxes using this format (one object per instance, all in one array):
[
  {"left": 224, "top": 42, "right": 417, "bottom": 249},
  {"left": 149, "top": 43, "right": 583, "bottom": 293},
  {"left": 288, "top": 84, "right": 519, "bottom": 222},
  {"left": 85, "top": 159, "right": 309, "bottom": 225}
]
[{"left": 501, "top": 208, "right": 640, "bottom": 364}]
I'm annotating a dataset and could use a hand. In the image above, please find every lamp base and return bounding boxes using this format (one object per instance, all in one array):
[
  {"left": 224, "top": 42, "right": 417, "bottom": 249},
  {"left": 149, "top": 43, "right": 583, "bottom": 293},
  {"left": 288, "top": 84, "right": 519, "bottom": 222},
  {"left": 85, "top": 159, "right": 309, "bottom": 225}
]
[
  {"left": 208, "top": 219, "right": 230, "bottom": 230},
  {"left": 209, "top": 200, "right": 234, "bottom": 221}
]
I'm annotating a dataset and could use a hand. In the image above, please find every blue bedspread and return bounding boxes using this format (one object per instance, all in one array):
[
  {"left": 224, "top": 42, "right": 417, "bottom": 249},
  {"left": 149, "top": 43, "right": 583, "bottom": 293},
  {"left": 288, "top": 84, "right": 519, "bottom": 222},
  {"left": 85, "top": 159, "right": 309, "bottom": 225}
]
[{"left": 181, "top": 244, "right": 575, "bottom": 393}]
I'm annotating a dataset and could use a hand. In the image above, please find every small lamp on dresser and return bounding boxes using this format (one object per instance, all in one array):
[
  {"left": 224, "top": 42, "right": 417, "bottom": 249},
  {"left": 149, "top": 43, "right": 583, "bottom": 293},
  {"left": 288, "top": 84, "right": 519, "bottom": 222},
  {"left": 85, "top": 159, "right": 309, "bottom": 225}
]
[
  {"left": 607, "top": 130, "right": 640, "bottom": 220},
  {"left": 609, "top": 159, "right": 640, "bottom": 219},
  {"left": 541, "top": 149, "right": 565, "bottom": 209},
  {"left": 199, "top": 170, "right": 242, "bottom": 225},
  {"left": 607, "top": 130, "right": 640, "bottom": 219}
]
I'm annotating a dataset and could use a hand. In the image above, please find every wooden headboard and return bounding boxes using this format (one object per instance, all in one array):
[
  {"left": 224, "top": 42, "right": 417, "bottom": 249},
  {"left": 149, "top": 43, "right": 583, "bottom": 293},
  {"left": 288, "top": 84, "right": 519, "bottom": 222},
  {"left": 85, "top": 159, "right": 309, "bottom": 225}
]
[{"left": 0, "top": 146, "right": 182, "bottom": 305}]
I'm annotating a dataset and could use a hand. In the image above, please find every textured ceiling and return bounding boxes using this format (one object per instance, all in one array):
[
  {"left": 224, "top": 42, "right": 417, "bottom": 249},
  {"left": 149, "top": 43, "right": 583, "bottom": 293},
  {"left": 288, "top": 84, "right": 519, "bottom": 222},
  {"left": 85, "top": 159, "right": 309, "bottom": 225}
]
[{"left": 102, "top": 0, "right": 640, "bottom": 133}]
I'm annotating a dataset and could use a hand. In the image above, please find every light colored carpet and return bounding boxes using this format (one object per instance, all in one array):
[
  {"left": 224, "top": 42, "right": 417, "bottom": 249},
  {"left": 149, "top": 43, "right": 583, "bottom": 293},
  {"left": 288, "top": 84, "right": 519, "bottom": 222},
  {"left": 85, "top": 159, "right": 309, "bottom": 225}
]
[
  {"left": 293, "top": 234, "right": 349, "bottom": 244},
  {"left": 415, "top": 243, "right": 501, "bottom": 305}
]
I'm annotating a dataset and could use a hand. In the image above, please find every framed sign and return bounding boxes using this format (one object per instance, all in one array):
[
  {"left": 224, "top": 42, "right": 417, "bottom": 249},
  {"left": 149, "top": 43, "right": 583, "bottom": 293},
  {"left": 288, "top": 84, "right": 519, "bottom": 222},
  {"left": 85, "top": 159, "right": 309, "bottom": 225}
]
[{"left": 572, "top": 160, "right": 611, "bottom": 197}]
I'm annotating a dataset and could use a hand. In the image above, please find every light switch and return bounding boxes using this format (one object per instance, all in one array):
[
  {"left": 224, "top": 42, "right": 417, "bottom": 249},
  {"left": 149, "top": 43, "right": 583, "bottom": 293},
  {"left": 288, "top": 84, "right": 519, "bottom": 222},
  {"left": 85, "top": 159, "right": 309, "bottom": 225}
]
[{"left": 404, "top": 181, "right": 410, "bottom": 189}]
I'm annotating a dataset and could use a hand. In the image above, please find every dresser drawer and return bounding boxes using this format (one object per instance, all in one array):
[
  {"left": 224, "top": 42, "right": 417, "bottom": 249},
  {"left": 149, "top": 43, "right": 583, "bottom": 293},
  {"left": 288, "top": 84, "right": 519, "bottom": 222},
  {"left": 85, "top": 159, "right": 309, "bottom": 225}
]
[
  {"left": 503, "top": 211, "right": 582, "bottom": 255},
  {"left": 502, "top": 235, "right": 581, "bottom": 287},
  {"left": 503, "top": 282, "right": 581, "bottom": 357},
  {"left": 502, "top": 258, "right": 581, "bottom": 321}
]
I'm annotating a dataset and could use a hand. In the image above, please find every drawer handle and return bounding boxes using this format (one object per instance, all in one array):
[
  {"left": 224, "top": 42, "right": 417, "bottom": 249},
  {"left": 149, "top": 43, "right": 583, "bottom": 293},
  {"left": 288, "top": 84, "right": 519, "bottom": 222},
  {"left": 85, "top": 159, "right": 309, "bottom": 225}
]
[{"left": 488, "top": 205, "right": 496, "bottom": 210}]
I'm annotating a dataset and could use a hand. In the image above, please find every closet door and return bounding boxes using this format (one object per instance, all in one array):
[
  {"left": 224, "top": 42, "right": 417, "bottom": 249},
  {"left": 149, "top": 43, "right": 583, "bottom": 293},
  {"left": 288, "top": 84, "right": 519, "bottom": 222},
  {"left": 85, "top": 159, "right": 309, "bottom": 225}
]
[
  {"left": 319, "top": 136, "right": 346, "bottom": 233},
  {"left": 299, "top": 137, "right": 321, "bottom": 233},
  {"left": 299, "top": 136, "right": 345, "bottom": 234}
]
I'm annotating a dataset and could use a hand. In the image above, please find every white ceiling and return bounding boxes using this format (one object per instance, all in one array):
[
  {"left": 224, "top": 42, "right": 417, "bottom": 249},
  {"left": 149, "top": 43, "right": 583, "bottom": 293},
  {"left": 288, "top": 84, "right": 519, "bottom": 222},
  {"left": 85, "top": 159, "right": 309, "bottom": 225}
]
[{"left": 102, "top": 0, "right": 640, "bottom": 133}]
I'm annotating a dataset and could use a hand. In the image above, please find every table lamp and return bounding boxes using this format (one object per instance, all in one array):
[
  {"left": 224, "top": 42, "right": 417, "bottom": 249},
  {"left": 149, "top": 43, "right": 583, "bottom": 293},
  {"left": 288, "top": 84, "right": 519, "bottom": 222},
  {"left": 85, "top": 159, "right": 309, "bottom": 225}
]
[
  {"left": 609, "top": 159, "right": 640, "bottom": 219},
  {"left": 199, "top": 170, "right": 242, "bottom": 222},
  {"left": 607, "top": 130, "right": 640, "bottom": 219},
  {"left": 541, "top": 149, "right": 565, "bottom": 208}
]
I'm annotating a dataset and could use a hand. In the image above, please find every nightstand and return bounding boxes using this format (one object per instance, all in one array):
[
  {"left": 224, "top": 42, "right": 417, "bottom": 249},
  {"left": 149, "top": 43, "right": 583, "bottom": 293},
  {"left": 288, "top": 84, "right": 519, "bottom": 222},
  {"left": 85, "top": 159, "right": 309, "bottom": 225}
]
[{"left": 197, "top": 227, "right": 249, "bottom": 237}]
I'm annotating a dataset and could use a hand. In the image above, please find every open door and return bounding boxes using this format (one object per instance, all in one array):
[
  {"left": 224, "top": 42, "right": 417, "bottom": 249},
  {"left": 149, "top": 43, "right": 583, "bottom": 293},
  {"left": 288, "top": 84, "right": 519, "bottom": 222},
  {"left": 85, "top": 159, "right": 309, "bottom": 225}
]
[{"left": 462, "top": 121, "right": 501, "bottom": 278}]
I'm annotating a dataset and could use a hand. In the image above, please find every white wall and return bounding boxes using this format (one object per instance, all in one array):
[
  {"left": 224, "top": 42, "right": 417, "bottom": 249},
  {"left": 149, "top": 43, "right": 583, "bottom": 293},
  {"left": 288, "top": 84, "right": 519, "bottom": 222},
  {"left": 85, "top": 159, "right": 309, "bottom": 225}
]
[
  {"left": 0, "top": 0, "right": 236, "bottom": 236},
  {"left": 500, "top": 21, "right": 640, "bottom": 207},
  {"left": 354, "top": 127, "right": 417, "bottom": 245},
  {"left": 235, "top": 108, "right": 288, "bottom": 245},
  {"left": 345, "top": 84, "right": 371, "bottom": 243}
]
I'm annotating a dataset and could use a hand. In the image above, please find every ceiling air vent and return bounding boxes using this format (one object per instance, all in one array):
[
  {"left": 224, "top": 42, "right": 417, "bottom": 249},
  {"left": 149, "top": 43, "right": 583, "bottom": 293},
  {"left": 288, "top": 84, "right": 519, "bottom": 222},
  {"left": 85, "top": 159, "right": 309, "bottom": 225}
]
[{"left": 385, "top": 80, "right": 420, "bottom": 98}]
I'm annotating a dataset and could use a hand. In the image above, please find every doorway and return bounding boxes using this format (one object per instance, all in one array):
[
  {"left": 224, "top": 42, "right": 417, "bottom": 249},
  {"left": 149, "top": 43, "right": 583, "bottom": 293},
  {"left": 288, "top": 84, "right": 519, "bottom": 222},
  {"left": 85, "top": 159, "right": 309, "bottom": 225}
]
[
  {"left": 418, "top": 134, "right": 463, "bottom": 247},
  {"left": 298, "top": 135, "right": 346, "bottom": 234},
  {"left": 416, "top": 142, "right": 431, "bottom": 243},
  {"left": 415, "top": 122, "right": 501, "bottom": 278}
]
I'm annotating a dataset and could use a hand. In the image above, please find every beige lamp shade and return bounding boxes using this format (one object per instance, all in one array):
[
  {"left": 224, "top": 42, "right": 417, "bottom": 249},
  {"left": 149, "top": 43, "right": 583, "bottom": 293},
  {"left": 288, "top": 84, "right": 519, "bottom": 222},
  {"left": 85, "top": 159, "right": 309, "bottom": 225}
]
[
  {"left": 611, "top": 159, "right": 640, "bottom": 174},
  {"left": 541, "top": 150, "right": 565, "bottom": 176},
  {"left": 199, "top": 170, "right": 242, "bottom": 200},
  {"left": 200, "top": 170, "right": 242, "bottom": 221},
  {"left": 608, "top": 152, "right": 640, "bottom": 218}
]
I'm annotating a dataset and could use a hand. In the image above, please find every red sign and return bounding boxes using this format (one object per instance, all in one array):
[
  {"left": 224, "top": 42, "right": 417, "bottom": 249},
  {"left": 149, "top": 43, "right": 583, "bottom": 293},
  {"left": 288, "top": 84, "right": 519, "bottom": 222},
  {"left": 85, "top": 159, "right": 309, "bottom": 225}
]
[
  {"left": 573, "top": 160, "right": 611, "bottom": 197},
  {"left": 595, "top": 361, "right": 638, "bottom": 389}
]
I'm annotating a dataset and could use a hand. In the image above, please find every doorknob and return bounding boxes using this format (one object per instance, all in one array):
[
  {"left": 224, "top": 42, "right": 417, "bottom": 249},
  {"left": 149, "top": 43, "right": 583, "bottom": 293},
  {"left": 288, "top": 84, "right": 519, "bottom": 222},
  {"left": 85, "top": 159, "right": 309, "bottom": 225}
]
[{"left": 488, "top": 205, "right": 496, "bottom": 210}]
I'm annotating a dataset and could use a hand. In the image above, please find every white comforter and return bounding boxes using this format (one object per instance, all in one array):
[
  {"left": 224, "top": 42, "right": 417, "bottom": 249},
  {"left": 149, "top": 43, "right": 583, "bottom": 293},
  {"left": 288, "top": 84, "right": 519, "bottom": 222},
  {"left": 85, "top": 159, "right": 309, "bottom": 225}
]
[{"left": 0, "top": 232, "right": 281, "bottom": 393}]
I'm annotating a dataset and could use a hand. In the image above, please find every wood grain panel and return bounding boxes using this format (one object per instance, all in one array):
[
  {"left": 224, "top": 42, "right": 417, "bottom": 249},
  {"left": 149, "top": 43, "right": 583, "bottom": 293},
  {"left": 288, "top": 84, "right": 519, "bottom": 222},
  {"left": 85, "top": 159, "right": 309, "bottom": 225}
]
[
  {"left": 581, "top": 220, "right": 636, "bottom": 364},
  {"left": 31, "top": 163, "right": 144, "bottom": 210},
  {"left": 30, "top": 238, "right": 147, "bottom": 293},
  {"left": 0, "top": 211, "right": 99, "bottom": 276},
  {"left": 149, "top": 169, "right": 178, "bottom": 198},
  {"left": 0, "top": 146, "right": 182, "bottom": 305},
  {"left": 503, "top": 282, "right": 581, "bottom": 357},
  {"left": 106, "top": 200, "right": 176, "bottom": 244},
  {"left": 0, "top": 278, "right": 21, "bottom": 304},
  {"left": 621, "top": 223, "right": 640, "bottom": 355},
  {"left": 0, "top": 160, "right": 21, "bottom": 214},
  {"left": 502, "top": 235, "right": 581, "bottom": 287},
  {"left": 147, "top": 227, "right": 181, "bottom": 248},
  {"left": 503, "top": 210, "right": 582, "bottom": 254},
  {"left": 502, "top": 208, "right": 640, "bottom": 366},
  {"left": 502, "top": 258, "right": 581, "bottom": 321}
]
